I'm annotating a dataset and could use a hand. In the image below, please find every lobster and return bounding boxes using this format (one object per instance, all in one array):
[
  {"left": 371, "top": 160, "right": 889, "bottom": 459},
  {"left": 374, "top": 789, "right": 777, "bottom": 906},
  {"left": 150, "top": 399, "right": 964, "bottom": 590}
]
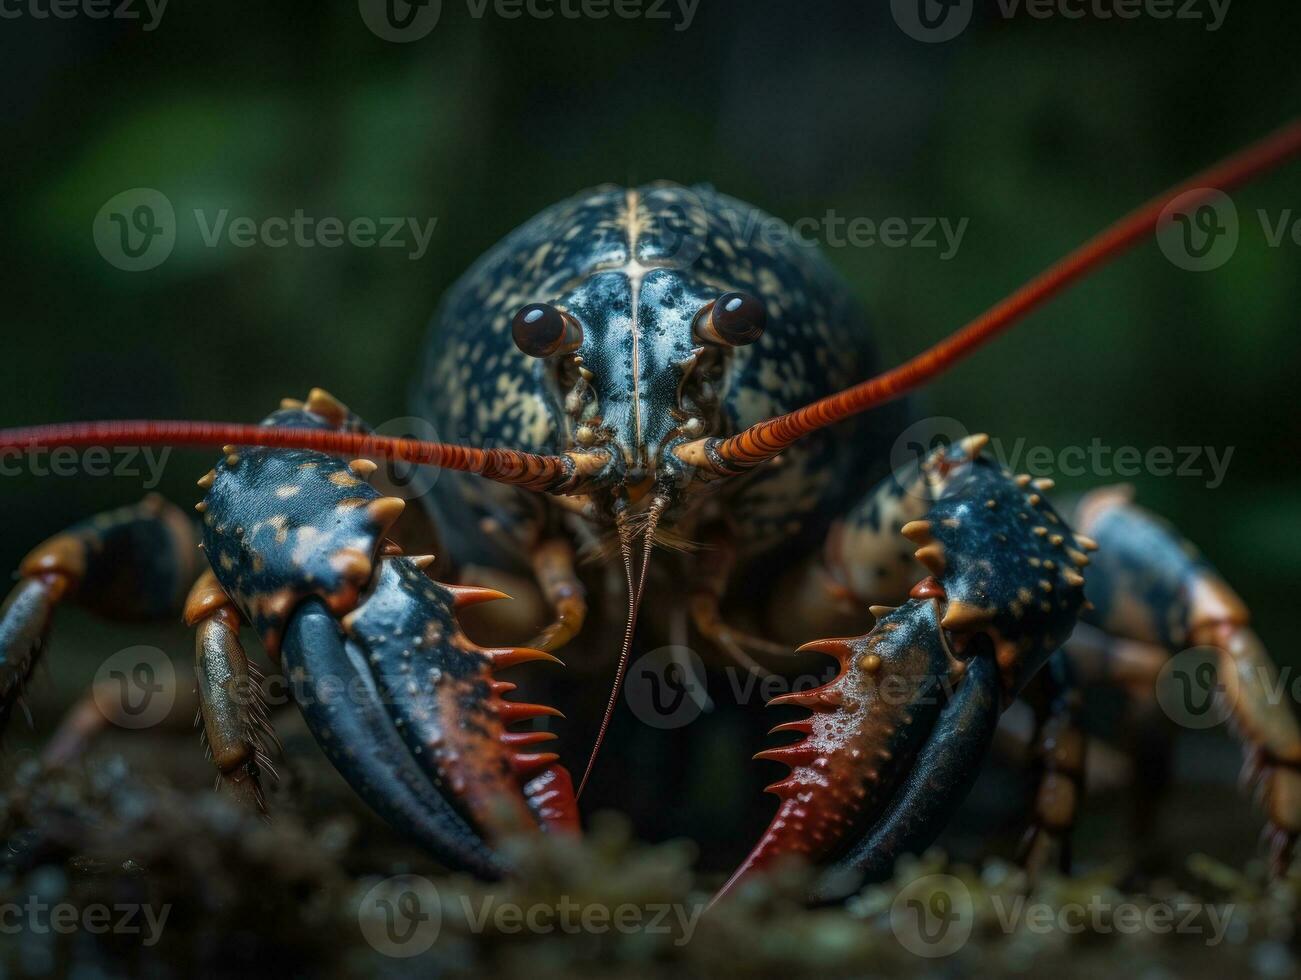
[{"left": 2, "top": 119, "right": 1300, "bottom": 902}]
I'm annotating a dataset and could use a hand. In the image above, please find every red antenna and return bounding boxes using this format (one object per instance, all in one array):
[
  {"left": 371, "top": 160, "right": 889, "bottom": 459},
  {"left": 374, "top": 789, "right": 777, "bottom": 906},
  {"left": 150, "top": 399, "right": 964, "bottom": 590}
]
[
  {"left": 0, "top": 420, "right": 604, "bottom": 494},
  {"left": 677, "top": 118, "right": 1301, "bottom": 474},
  {"left": 3, "top": 121, "right": 1298, "bottom": 485}
]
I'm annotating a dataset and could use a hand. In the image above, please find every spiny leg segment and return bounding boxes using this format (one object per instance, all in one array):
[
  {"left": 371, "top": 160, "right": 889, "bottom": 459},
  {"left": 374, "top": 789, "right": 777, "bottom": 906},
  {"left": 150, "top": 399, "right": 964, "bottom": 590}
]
[
  {"left": 1018, "top": 648, "right": 1087, "bottom": 877},
  {"left": 0, "top": 494, "right": 199, "bottom": 735},
  {"left": 1075, "top": 486, "right": 1301, "bottom": 874}
]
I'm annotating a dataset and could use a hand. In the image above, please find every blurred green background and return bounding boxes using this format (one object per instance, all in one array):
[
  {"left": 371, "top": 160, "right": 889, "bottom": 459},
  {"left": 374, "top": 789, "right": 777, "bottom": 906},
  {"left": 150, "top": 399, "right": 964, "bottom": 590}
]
[{"left": 1, "top": 6, "right": 1297, "bottom": 675}]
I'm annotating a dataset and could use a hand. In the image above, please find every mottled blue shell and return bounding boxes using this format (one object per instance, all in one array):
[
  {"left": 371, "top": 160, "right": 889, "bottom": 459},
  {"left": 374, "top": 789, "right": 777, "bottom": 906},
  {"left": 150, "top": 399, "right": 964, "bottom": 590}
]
[{"left": 414, "top": 184, "right": 904, "bottom": 570}]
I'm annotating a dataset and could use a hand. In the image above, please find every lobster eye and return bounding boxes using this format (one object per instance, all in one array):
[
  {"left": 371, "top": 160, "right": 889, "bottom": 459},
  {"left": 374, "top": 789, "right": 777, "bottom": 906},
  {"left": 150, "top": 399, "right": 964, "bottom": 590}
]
[
  {"left": 696, "top": 291, "right": 767, "bottom": 347},
  {"left": 511, "top": 303, "right": 582, "bottom": 358}
]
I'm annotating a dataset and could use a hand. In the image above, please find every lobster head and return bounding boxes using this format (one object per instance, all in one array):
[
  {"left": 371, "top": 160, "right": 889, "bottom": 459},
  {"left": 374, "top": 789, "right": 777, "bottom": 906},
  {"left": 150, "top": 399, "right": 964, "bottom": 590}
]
[{"left": 509, "top": 266, "right": 769, "bottom": 519}]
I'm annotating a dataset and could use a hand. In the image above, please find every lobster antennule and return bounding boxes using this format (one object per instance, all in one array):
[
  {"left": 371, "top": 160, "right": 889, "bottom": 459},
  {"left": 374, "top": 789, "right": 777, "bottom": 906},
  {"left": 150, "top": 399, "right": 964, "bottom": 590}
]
[
  {"left": 576, "top": 494, "right": 668, "bottom": 798},
  {"left": 676, "top": 117, "right": 1301, "bottom": 477},
  {"left": 0, "top": 420, "right": 607, "bottom": 495}
]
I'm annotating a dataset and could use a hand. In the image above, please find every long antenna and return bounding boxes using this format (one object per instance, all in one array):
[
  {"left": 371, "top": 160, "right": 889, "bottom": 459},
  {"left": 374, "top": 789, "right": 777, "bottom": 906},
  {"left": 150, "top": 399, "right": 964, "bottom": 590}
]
[
  {"left": 0, "top": 420, "right": 606, "bottom": 494},
  {"left": 677, "top": 118, "right": 1301, "bottom": 474}
]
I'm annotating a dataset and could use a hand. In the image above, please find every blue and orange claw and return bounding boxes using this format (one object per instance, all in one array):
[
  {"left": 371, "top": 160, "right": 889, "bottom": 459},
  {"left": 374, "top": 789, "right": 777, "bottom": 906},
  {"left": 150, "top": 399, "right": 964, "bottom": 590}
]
[
  {"left": 717, "top": 602, "right": 1001, "bottom": 903},
  {"left": 282, "top": 556, "right": 576, "bottom": 876},
  {"left": 717, "top": 601, "right": 971, "bottom": 900},
  {"left": 718, "top": 442, "right": 1092, "bottom": 902}
]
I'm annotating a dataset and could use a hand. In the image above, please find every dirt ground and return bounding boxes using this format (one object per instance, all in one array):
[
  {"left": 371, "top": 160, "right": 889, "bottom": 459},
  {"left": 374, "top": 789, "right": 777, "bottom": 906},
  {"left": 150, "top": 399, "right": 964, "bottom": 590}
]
[{"left": 0, "top": 615, "right": 1297, "bottom": 979}]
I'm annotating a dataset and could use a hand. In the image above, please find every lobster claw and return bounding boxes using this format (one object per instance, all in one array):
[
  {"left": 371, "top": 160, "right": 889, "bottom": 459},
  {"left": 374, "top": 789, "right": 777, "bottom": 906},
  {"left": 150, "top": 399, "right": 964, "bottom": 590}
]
[
  {"left": 716, "top": 600, "right": 999, "bottom": 901},
  {"left": 282, "top": 557, "right": 577, "bottom": 878},
  {"left": 199, "top": 427, "right": 577, "bottom": 877},
  {"left": 718, "top": 443, "right": 1089, "bottom": 902},
  {"left": 813, "top": 622, "right": 1001, "bottom": 899}
]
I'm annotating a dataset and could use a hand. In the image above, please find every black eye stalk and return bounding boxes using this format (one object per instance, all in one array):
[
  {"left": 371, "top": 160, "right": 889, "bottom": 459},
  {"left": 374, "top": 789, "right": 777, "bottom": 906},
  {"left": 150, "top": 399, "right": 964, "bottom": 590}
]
[
  {"left": 694, "top": 291, "right": 767, "bottom": 347},
  {"left": 512, "top": 303, "right": 584, "bottom": 358}
]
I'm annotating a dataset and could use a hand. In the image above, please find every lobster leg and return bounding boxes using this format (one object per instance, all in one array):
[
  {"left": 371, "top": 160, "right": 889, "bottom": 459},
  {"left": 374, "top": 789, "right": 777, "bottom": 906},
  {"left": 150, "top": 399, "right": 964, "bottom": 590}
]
[
  {"left": 184, "top": 569, "right": 277, "bottom": 812},
  {"left": 1018, "top": 649, "right": 1086, "bottom": 878},
  {"left": 719, "top": 437, "right": 1090, "bottom": 902},
  {"left": 0, "top": 494, "right": 199, "bottom": 733},
  {"left": 198, "top": 389, "right": 576, "bottom": 875},
  {"left": 526, "top": 537, "right": 588, "bottom": 653},
  {"left": 688, "top": 525, "right": 789, "bottom": 676},
  {"left": 1059, "top": 626, "right": 1179, "bottom": 848},
  {"left": 1074, "top": 486, "right": 1301, "bottom": 874}
]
